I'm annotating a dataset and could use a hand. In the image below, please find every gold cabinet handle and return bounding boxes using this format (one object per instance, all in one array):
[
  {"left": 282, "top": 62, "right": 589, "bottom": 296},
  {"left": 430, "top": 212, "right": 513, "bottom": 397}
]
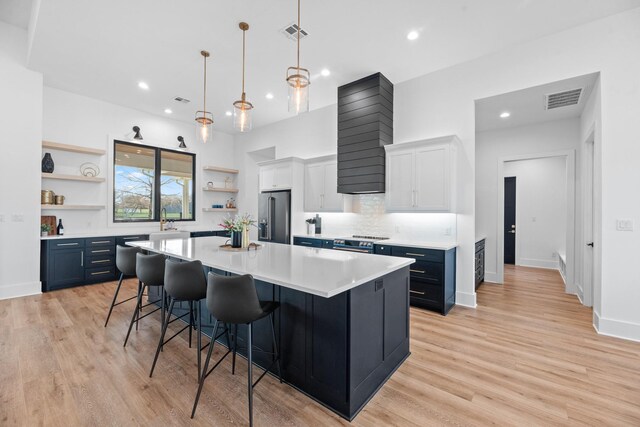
[
  {"left": 91, "top": 259, "right": 111, "bottom": 264},
  {"left": 91, "top": 271, "right": 111, "bottom": 275},
  {"left": 405, "top": 252, "right": 424, "bottom": 257},
  {"left": 410, "top": 269, "right": 426, "bottom": 274},
  {"left": 91, "top": 240, "right": 111, "bottom": 244},
  {"left": 410, "top": 290, "right": 426, "bottom": 295}
]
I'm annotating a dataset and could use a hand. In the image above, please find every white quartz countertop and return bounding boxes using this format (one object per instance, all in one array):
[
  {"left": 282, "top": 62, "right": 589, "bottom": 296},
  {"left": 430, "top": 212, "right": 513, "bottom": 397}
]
[
  {"left": 41, "top": 228, "right": 226, "bottom": 240},
  {"left": 128, "top": 237, "right": 414, "bottom": 298},
  {"left": 378, "top": 240, "right": 457, "bottom": 250}
]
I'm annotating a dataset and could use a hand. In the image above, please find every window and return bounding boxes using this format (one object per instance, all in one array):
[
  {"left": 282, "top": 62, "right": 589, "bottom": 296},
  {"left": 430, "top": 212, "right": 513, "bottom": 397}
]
[{"left": 114, "top": 140, "right": 195, "bottom": 222}]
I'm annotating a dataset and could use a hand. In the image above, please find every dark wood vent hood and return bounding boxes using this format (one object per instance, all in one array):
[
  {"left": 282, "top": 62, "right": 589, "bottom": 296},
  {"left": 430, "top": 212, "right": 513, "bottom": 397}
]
[{"left": 337, "top": 72, "right": 393, "bottom": 194}]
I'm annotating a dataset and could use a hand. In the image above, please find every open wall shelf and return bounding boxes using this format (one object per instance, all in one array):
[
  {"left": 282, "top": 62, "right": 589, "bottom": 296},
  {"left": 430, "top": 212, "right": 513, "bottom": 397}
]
[
  {"left": 42, "top": 173, "right": 105, "bottom": 183},
  {"left": 203, "top": 166, "right": 239, "bottom": 174},
  {"left": 202, "top": 208, "right": 238, "bottom": 213},
  {"left": 41, "top": 205, "right": 105, "bottom": 211},
  {"left": 42, "top": 140, "right": 106, "bottom": 156}
]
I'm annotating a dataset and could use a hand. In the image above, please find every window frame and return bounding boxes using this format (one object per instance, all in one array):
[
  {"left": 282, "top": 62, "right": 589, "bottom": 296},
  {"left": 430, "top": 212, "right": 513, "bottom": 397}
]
[{"left": 113, "top": 140, "right": 196, "bottom": 223}]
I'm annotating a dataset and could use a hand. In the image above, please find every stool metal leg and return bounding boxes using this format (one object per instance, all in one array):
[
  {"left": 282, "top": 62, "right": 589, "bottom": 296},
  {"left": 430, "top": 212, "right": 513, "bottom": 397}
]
[
  {"left": 196, "top": 300, "right": 202, "bottom": 378},
  {"left": 191, "top": 320, "right": 218, "bottom": 419},
  {"left": 232, "top": 324, "right": 238, "bottom": 375},
  {"left": 188, "top": 301, "right": 194, "bottom": 348},
  {"left": 123, "top": 283, "right": 145, "bottom": 347},
  {"left": 150, "top": 298, "right": 175, "bottom": 377},
  {"left": 104, "top": 272, "right": 125, "bottom": 327},
  {"left": 160, "top": 288, "right": 165, "bottom": 352},
  {"left": 270, "top": 312, "right": 282, "bottom": 383},
  {"left": 135, "top": 280, "right": 142, "bottom": 331},
  {"left": 247, "top": 322, "right": 254, "bottom": 427}
]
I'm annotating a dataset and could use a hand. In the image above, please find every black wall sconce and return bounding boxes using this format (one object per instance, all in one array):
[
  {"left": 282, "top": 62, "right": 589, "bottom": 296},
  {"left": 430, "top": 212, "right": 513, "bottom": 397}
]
[
  {"left": 177, "top": 136, "right": 187, "bottom": 149},
  {"left": 132, "top": 126, "right": 143, "bottom": 140}
]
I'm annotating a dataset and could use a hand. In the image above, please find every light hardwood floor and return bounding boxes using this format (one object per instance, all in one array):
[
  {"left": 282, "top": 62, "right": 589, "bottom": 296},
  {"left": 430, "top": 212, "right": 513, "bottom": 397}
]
[{"left": 1, "top": 265, "right": 639, "bottom": 426}]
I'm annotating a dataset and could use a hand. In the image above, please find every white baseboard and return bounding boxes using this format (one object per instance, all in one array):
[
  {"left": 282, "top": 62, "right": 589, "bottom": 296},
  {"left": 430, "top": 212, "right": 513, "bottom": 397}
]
[
  {"left": 0, "top": 281, "right": 41, "bottom": 300},
  {"left": 517, "top": 258, "right": 558, "bottom": 269},
  {"left": 575, "top": 283, "right": 584, "bottom": 304},
  {"left": 484, "top": 271, "right": 500, "bottom": 284},
  {"left": 456, "top": 291, "right": 476, "bottom": 308},
  {"left": 593, "top": 311, "right": 640, "bottom": 343}
]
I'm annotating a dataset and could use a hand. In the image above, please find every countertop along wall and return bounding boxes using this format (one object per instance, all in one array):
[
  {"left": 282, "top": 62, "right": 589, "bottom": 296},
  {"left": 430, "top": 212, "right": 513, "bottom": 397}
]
[
  {"left": 236, "top": 8, "right": 640, "bottom": 340},
  {"left": 42, "top": 87, "right": 236, "bottom": 237}
]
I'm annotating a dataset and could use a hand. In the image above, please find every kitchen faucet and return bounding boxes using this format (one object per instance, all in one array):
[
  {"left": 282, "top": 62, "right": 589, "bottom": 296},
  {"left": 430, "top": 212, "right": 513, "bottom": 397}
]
[{"left": 160, "top": 208, "right": 167, "bottom": 231}]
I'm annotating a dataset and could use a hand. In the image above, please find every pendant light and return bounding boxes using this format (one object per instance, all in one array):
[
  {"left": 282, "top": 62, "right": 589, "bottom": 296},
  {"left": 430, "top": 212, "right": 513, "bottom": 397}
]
[
  {"left": 195, "top": 50, "right": 213, "bottom": 143},
  {"left": 286, "top": 0, "right": 310, "bottom": 114},
  {"left": 233, "top": 22, "right": 253, "bottom": 132}
]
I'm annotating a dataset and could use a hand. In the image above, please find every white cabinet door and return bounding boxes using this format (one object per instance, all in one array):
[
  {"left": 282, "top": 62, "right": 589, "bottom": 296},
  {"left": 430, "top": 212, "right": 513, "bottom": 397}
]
[
  {"left": 304, "top": 163, "right": 324, "bottom": 211},
  {"left": 259, "top": 166, "right": 275, "bottom": 191},
  {"left": 274, "top": 163, "right": 292, "bottom": 189},
  {"left": 321, "top": 161, "right": 343, "bottom": 211},
  {"left": 415, "top": 144, "right": 449, "bottom": 211},
  {"left": 386, "top": 150, "right": 415, "bottom": 210}
]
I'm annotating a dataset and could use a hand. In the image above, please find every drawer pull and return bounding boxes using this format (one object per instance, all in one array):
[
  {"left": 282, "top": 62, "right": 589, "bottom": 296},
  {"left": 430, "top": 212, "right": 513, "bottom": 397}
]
[
  {"left": 91, "top": 249, "right": 111, "bottom": 253},
  {"left": 405, "top": 252, "right": 424, "bottom": 257},
  {"left": 123, "top": 236, "right": 141, "bottom": 240},
  {"left": 410, "top": 269, "right": 426, "bottom": 274},
  {"left": 300, "top": 242, "right": 312, "bottom": 245},
  {"left": 57, "top": 242, "right": 79, "bottom": 246},
  {"left": 91, "top": 240, "right": 111, "bottom": 244},
  {"left": 91, "top": 259, "right": 111, "bottom": 264},
  {"left": 410, "top": 290, "right": 426, "bottom": 295},
  {"left": 91, "top": 271, "right": 111, "bottom": 275}
]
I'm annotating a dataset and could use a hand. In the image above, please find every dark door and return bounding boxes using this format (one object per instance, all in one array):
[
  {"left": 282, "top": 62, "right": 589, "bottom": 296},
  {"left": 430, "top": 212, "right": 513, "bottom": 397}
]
[
  {"left": 49, "top": 248, "right": 85, "bottom": 289},
  {"left": 504, "top": 177, "right": 516, "bottom": 264}
]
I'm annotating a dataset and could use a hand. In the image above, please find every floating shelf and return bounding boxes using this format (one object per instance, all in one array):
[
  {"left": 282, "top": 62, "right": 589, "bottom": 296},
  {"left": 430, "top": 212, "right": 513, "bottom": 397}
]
[
  {"left": 202, "top": 208, "right": 238, "bottom": 213},
  {"left": 42, "top": 173, "right": 105, "bottom": 183},
  {"left": 42, "top": 140, "right": 106, "bottom": 156},
  {"left": 203, "top": 166, "right": 239, "bottom": 174},
  {"left": 202, "top": 187, "right": 239, "bottom": 193},
  {"left": 41, "top": 204, "right": 105, "bottom": 210}
]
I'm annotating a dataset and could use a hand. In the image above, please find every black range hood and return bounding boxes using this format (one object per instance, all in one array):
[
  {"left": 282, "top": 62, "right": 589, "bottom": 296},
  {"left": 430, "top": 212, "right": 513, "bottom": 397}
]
[{"left": 337, "top": 72, "right": 393, "bottom": 194}]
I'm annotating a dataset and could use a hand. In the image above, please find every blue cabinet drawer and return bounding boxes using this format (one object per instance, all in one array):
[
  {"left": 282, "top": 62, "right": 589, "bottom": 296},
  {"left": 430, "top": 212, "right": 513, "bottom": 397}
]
[
  {"left": 85, "top": 266, "right": 116, "bottom": 282},
  {"left": 85, "top": 237, "right": 115, "bottom": 247},
  {"left": 85, "top": 246, "right": 115, "bottom": 257},
  {"left": 293, "top": 237, "right": 322, "bottom": 248},
  {"left": 409, "top": 261, "right": 443, "bottom": 285},
  {"left": 116, "top": 235, "right": 149, "bottom": 246},
  {"left": 49, "top": 239, "right": 85, "bottom": 250},
  {"left": 321, "top": 239, "right": 334, "bottom": 248},
  {"left": 85, "top": 255, "right": 115, "bottom": 268},
  {"left": 390, "top": 246, "right": 444, "bottom": 263}
]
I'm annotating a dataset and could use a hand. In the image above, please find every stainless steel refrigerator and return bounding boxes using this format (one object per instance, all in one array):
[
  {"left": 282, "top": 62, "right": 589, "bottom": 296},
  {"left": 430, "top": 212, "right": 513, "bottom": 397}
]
[{"left": 258, "top": 190, "right": 291, "bottom": 244}]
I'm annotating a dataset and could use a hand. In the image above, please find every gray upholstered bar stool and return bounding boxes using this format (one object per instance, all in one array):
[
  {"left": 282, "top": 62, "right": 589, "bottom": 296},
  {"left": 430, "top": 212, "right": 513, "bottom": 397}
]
[
  {"left": 123, "top": 253, "right": 167, "bottom": 347},
  {"left": 191, "top": 273, "right": 282, "bottom": 426},
  {"left": 149, "top": 259, "right": 208, "bottom": 378},
  {"left": 104, "top": 245, "right": 142, "bottom": 327}
]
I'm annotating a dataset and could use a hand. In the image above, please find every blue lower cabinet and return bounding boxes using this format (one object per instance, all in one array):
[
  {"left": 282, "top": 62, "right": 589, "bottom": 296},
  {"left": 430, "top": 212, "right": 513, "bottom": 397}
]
[
  {"left": 374, "top": 244, "right": 456, "bottom": 315},
  {"left": 45, "top": 247, "right": 86, "bottom": 291},
  {"left": 293, "top": 237, "right": 323, "bottom": 247}
]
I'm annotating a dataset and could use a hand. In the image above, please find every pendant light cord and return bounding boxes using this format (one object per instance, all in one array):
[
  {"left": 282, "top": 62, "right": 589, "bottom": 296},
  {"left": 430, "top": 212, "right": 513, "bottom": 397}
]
[
  {"left": 242, "top": 28, "right": 246, "bottom": 97},
  {"left": 296, "top": 0, "right": 301, "bottom": 70},
  {"left": 203, "top": 53, "right": 207, "bottom": 115}
]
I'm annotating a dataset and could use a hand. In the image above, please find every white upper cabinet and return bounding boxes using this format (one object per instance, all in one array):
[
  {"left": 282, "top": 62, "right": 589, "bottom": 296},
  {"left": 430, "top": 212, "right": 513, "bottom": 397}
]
[
  {"left": 259, "top": 160, "right": 293, "bottom": 191},
  {"left": 385, "top": 136, "right": 458, "bottom": 212},
  {"left": 304, "top": 156, "right": 346, "bottom": 212}
]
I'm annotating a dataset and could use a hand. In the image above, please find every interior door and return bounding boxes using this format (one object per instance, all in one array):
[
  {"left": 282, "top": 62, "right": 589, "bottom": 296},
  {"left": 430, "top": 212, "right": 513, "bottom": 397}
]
[
  {"left": 584, "top": 138, "right": 595, "bottom": 306},
  {"left": 504, "top": 176, "right": 516, "bottom": 264}
]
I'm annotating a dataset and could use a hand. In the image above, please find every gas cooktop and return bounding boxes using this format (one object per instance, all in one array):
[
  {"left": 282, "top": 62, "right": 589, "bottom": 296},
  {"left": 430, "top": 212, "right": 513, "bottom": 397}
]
[{"left": 338, "top": 235, "right": 390, "bottom": 242}]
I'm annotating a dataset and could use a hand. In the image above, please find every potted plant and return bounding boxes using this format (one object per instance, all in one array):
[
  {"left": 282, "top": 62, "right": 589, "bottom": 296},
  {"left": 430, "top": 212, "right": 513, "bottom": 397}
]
[
  {"left": 238, "top": 213, "right": 257, "bottom": 248},
  {"left": 219, "top": 215, "right": 243, "bottom": 248},
  {"left": 41, "top": 223, "right": 51, "bottom": 237}
]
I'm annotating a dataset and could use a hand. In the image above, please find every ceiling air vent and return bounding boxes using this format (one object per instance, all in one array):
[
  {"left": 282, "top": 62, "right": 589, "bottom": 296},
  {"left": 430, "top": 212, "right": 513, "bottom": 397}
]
[
  {"left": 545, "top": 88, "right": 582, "bottom": 110},
  {"left": 282, "top": 23, "right": 308, "bottom": 41},
  {"left": 174, "top": 96, "right": 191, "bottom": 104}
]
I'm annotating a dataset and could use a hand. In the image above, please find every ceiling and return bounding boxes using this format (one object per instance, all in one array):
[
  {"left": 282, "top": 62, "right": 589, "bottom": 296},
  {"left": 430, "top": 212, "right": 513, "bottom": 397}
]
[
  {"left": 4, "top": 1, "right": 640, "bottom": 133},
  {"left": 475, "top": 73, "right": 598, "bottom": 132},
  {"left": 0, "top": 0, "right": 32, "bottom": 29}
]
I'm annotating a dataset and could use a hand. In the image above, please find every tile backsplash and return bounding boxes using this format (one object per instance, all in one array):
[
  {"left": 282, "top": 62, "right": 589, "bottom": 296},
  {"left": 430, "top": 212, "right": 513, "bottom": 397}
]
[{"left": 309, "top": 194, "right": 457, "bottom": 242}]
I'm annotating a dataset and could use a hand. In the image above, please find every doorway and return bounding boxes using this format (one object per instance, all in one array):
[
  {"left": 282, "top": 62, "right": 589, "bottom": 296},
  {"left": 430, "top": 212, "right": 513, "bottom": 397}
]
[
  {"left": 504, "top": 177, "right": 516, "bottom": 264},
  {"left": 581, "top": 131, "right": 595, "bottom": 306}
]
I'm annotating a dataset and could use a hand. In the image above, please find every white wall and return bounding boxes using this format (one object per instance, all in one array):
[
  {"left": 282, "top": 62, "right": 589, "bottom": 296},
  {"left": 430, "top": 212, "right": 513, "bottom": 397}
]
[
  {"left": 0, "top": 22, "right": 43, "bottom": 298},
  {"left": 503, "top": 157, "right": 567, "bottom": 269},
  {"left": 42, "top": 87, "right": 236, "bottom": 236},
  {"left": 476, "top": 118, "right": 580, "bottom": 281}
]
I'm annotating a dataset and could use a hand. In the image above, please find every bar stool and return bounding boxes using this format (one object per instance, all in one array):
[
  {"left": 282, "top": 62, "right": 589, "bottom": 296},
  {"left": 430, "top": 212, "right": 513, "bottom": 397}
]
[
  {"left": 149, "top": 259, "right": 209, "bottom": 378},
  {"left": 191, "top": 273, "right": 282, "bottom": 426},
  {"left": 123, "top": 253, "right": 167, "bottom": 347},
  {"left": 104, "top": 245, "right": 142, "bottom": 327}
]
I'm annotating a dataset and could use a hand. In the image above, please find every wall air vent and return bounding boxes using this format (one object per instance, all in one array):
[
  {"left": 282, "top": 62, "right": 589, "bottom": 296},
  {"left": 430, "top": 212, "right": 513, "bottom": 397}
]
[
  {"left": 545, "top": 88, "right": 582, "bottom": 110},
  {"left": 282, "top": 23, "right": 308, "bottom": 41},
  {"left": 174, "top": 96, "right": 191, "bottom": 104}
]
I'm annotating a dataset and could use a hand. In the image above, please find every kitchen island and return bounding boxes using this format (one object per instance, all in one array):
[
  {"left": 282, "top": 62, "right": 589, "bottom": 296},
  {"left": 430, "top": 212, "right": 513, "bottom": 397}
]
[{"left": 128, "top": 236, "right": 413, "bottom": 420}]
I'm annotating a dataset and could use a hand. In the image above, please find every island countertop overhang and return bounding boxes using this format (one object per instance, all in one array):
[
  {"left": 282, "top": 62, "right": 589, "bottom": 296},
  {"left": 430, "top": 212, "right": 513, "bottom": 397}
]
[{"left": 127, "top": 236, "right": 414, "bottom": 298}]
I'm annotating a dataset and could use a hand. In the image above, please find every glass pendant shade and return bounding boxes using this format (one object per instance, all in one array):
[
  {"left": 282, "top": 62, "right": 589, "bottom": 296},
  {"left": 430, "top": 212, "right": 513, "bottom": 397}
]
[
  {"left": 287, "top": 68, "right": 310, "bottom": 114},
  {"left": 195, "top": 111, "right": 213, "bottom": 144},
  {"left": 233, "top": 97, "right": 253, "bottom": 132}
]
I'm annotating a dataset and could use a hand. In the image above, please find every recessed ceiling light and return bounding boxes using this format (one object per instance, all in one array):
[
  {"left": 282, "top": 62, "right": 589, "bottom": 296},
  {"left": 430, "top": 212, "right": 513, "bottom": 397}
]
[
  {"left": 225, "top": 111, "right": 232, "bottom": 116},
  {"left": 164, "top": 108, "right": 172, "bottom": 114},
  {"left": 500, "top": 112, "right": 511, "bottom": 118},
  {"left": 321, "top": 68, "right": 330, "bottom": 77},
  {"left": 407, "top": 31, "right": 419, "bottom": 41},
  {"left": 138, "top": 81, "right": 149, "bottom": 90},
  {"left": 265, "top": 93, "right": 274, "bottom": 100}
]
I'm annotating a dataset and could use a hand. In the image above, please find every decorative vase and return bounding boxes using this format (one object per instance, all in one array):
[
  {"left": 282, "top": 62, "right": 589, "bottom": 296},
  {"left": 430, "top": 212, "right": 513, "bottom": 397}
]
[
  {"left": 41, "top": 231, "right": 48, "bottom": 237},
  {"left": 242, "top": 224, "right": 249, "bottom": 248},
  {"left": 231, "top": 231, "right": 242, "bottom": 248},
  {"left": 42, "top": 152, "right": 54, "bottom": 173}
]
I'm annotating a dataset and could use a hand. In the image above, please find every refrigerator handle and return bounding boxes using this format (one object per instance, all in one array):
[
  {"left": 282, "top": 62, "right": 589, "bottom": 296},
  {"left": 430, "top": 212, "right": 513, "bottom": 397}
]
[{"left": 267, "top": 196, "right": 274, "bottom": 241}]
